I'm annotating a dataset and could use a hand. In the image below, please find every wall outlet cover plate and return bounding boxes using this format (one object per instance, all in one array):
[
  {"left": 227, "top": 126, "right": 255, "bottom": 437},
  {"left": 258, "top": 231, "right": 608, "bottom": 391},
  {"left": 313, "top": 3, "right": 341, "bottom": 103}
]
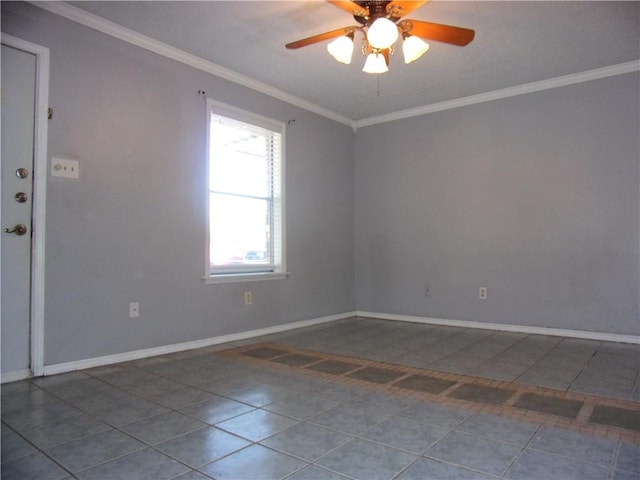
[{"left": 51, "top": 157, "right": 79, "bottom": 179}]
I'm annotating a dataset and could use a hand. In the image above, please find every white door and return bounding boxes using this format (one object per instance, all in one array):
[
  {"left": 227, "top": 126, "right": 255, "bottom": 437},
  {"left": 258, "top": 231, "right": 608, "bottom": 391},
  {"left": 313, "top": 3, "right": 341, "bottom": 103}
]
[{"left": 1, "top": 43, "right": 37, "bottom": 377}]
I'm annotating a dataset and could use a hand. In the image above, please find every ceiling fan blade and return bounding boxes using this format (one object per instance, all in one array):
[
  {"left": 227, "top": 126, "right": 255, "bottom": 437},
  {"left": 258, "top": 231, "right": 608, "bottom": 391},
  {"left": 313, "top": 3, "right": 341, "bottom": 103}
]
[
  {"left": 286, "top": 26, "right": 356, "bottom": 49},
  {"left": 399, "top": 19, "right": 475, "bottom": 46},
  {"left": 327, "top": 0, "right": 369, "bottom": 18},
  {"left": 386, "top": 1, "right": 429, "bottom": 18}
]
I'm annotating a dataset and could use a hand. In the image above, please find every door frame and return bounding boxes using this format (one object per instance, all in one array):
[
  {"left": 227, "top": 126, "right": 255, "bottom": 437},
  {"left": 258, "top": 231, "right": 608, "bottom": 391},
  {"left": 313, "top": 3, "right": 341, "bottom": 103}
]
[{"left": 1, "top": 33, "right": 49, "bottom": 378}]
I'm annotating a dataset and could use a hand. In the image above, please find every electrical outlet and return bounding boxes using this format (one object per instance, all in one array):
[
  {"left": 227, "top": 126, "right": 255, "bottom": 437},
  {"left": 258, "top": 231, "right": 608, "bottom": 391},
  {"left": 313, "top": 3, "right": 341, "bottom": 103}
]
[
  {"left": 479, "top": 287, "right": 487, "bottom": 300},
  {"left": 129, "top": 301, "right": 139, "bottom": 318},
  {"left": 424, "top": 283, "right": 431, "bottom": 297},
  {"left": 244, "top": 291, "right": 252, "bottom": 305}
]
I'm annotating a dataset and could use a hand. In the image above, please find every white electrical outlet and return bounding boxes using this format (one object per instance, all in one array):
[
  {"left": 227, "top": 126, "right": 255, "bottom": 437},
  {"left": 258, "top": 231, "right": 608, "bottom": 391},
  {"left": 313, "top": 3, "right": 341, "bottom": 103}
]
[
  {"left": 244, "top": 291, "right": 252, "bottom": 305},
  {"left": 479, "top": 287, "right": 487, "bottom": 300},
  {"left": 424, "top": 283, "right": 431, "bottom": 297},
  {"left": 51, "top": 157, "right": 79, "bottom": 179},
  {"left": 129, "top": 301, "right": 139, "bottom": 318}
]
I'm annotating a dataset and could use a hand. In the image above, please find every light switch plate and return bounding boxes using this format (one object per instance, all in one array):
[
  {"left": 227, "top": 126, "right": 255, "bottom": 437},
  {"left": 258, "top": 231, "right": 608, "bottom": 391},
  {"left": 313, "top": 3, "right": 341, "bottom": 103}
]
[{"left": 51, "top": 157, "right": 79, "bottom": 179}]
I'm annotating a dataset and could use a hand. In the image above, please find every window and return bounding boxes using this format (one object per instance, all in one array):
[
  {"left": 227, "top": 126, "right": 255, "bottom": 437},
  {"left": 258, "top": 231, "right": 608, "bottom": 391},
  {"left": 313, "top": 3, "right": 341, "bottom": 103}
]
[{"left": 205, "top": 99, "right": 286, "bottom": 283}]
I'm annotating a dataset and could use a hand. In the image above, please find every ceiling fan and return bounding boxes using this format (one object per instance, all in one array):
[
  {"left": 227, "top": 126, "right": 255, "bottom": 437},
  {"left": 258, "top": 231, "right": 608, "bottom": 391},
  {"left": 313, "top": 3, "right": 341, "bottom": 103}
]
[{"left": 286, "top": 0, "right": 475, "bottom": 73}]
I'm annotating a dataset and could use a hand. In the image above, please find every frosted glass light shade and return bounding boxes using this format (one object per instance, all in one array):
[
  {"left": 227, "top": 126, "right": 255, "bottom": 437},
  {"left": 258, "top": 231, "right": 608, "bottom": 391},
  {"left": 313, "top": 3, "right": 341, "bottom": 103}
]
[
  {"left": 362, "top": 52, "right": 388, "bottom": 74},
  {"left": 403, "top": 35, "right": 429, "bottom": 63},
  {"left": 327, "top": 36, "right": 354, "bottom": 64},
  {"left": 367, "top": 18, "right": 399, "bottom": 49}
]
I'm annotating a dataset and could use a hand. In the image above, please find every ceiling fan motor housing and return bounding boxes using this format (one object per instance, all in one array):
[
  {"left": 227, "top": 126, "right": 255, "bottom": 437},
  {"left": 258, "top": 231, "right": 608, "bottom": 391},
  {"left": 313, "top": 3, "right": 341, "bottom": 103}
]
[{"left": 353, "top": 1, "right": 403, "bottom": 26}]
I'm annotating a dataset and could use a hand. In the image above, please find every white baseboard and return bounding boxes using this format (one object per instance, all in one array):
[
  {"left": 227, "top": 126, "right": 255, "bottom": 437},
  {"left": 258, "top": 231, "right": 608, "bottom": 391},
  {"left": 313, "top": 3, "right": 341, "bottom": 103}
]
[
  {"left": 9, "top": 309, "right": 636, "bottom": 382},
  {"left": 1, "top": 369, "right": 32, "bottom": 384},
  {"left": 357, "top": 311, "right": 640, "bottom": 344},
  {"left": 40, "top": 311, "right": 356, "bottom": 377}
]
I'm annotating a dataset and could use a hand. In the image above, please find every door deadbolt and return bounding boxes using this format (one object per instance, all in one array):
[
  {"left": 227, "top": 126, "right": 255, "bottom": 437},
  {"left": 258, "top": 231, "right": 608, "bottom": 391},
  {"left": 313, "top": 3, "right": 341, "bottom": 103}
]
[
  {"left": 16, "top": 168, "right": 29, "bottom": 179},
  {"left": 4, "top": 224, "right": 27, "bottom": 236},
  {"left": 15, "top": 192, "right": 28, "bottom": 203}
]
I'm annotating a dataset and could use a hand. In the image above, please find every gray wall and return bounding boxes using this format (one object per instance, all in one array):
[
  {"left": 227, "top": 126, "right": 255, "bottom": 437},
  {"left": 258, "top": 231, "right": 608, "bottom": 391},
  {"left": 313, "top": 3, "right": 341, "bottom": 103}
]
[
  {"left": 355, "top": 72, "right": 640, "bottom": 335},
  {"left": 2, "top": 3, "right": 355, "bottom": 368},
  {"left": 3, "top": 2, "right": 638, "bottom": 373}
]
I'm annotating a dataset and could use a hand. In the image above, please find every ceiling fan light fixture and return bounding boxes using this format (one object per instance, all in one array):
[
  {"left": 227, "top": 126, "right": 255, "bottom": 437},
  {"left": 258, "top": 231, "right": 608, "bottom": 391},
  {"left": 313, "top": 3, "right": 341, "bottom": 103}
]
[
  {"left": 327, "top": 34, "right": 354, "bottom": 64},
  {"left": 366, "top": 17, "right": 399, "bottom": 49},
  {"left": 362, "top": 52, "right": 388, "bottom": 74},
  {"left": 402, "top": 34, "right": 429, "bottom": 64}
]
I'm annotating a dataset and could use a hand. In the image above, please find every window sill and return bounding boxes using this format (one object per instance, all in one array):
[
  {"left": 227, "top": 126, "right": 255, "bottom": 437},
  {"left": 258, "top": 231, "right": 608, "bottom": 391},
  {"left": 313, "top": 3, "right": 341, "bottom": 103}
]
[{"left": 202, "top": 272, "right": 289, "bottom": 285}]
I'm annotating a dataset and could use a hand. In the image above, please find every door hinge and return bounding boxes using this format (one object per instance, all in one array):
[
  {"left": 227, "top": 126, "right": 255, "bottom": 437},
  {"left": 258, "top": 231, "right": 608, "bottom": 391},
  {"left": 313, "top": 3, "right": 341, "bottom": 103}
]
[{"left": 48, "top": 107, "right": 53, "bottom": 120}]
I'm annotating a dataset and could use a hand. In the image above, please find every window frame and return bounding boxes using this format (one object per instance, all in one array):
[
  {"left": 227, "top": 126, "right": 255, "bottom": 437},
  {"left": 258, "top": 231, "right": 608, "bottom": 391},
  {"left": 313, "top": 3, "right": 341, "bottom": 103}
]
[{"left": 203, "top": 98, "right": 287, "bottom": 284}]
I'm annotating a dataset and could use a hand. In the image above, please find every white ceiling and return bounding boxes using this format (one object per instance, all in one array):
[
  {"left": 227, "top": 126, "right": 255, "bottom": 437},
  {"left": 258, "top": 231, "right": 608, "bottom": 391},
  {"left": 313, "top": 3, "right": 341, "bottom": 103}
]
[{"left": 62, "top": 1, "right": 639, "bottom": 123}]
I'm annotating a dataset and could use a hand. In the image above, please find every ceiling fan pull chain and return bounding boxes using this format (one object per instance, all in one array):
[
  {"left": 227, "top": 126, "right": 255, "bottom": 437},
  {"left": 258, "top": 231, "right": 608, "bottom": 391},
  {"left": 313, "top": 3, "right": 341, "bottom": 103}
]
[{"left": 376, "top": 75, "right": 381, "bottom": 97}]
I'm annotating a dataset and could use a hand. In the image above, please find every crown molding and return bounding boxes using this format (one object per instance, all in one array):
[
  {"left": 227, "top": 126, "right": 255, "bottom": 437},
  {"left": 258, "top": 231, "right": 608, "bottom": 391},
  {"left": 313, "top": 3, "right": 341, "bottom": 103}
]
[
  {"left": 353, "top": 60, "right": 640, "bottom": 129},
  {"left": 31, "top": 1, "right": 353, "bottom": 127},
  {"left": 32, "top": 2, "right": 639, "bottom": 131}
]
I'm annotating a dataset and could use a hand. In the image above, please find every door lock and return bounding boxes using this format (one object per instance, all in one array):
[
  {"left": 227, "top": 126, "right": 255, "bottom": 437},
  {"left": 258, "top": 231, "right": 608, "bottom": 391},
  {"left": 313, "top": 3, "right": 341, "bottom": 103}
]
[
  {"left": 4, "top": 224, "right": 27, "bottom": 236},
  {"left": 15, "top": 168, "right": 29, "bottom": 179},
  {"left": 14, "top": 192, "right": 28, "bottom": 203}
]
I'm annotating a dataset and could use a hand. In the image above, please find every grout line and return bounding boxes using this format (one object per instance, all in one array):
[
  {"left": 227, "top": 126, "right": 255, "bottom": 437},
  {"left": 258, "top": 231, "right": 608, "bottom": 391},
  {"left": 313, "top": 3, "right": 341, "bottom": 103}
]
[
  {"left": 504, "top": 390, "right": 524, "bottom": 407},
  {"left": 439, "top": 382, "right": 464, "bottom": 397},
  {"left": 576, "top": 401, "right": 597, "bottom": 423}
]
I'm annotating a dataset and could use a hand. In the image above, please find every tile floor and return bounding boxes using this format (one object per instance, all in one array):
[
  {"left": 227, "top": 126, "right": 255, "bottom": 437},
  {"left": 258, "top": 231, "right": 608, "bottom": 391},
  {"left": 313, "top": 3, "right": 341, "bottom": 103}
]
[
  {"left": 224, "top": 341, "right": 640, "bottom": 439},
  {"left": 2, "top": 317, "right": 639, "bottom": 479}
]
